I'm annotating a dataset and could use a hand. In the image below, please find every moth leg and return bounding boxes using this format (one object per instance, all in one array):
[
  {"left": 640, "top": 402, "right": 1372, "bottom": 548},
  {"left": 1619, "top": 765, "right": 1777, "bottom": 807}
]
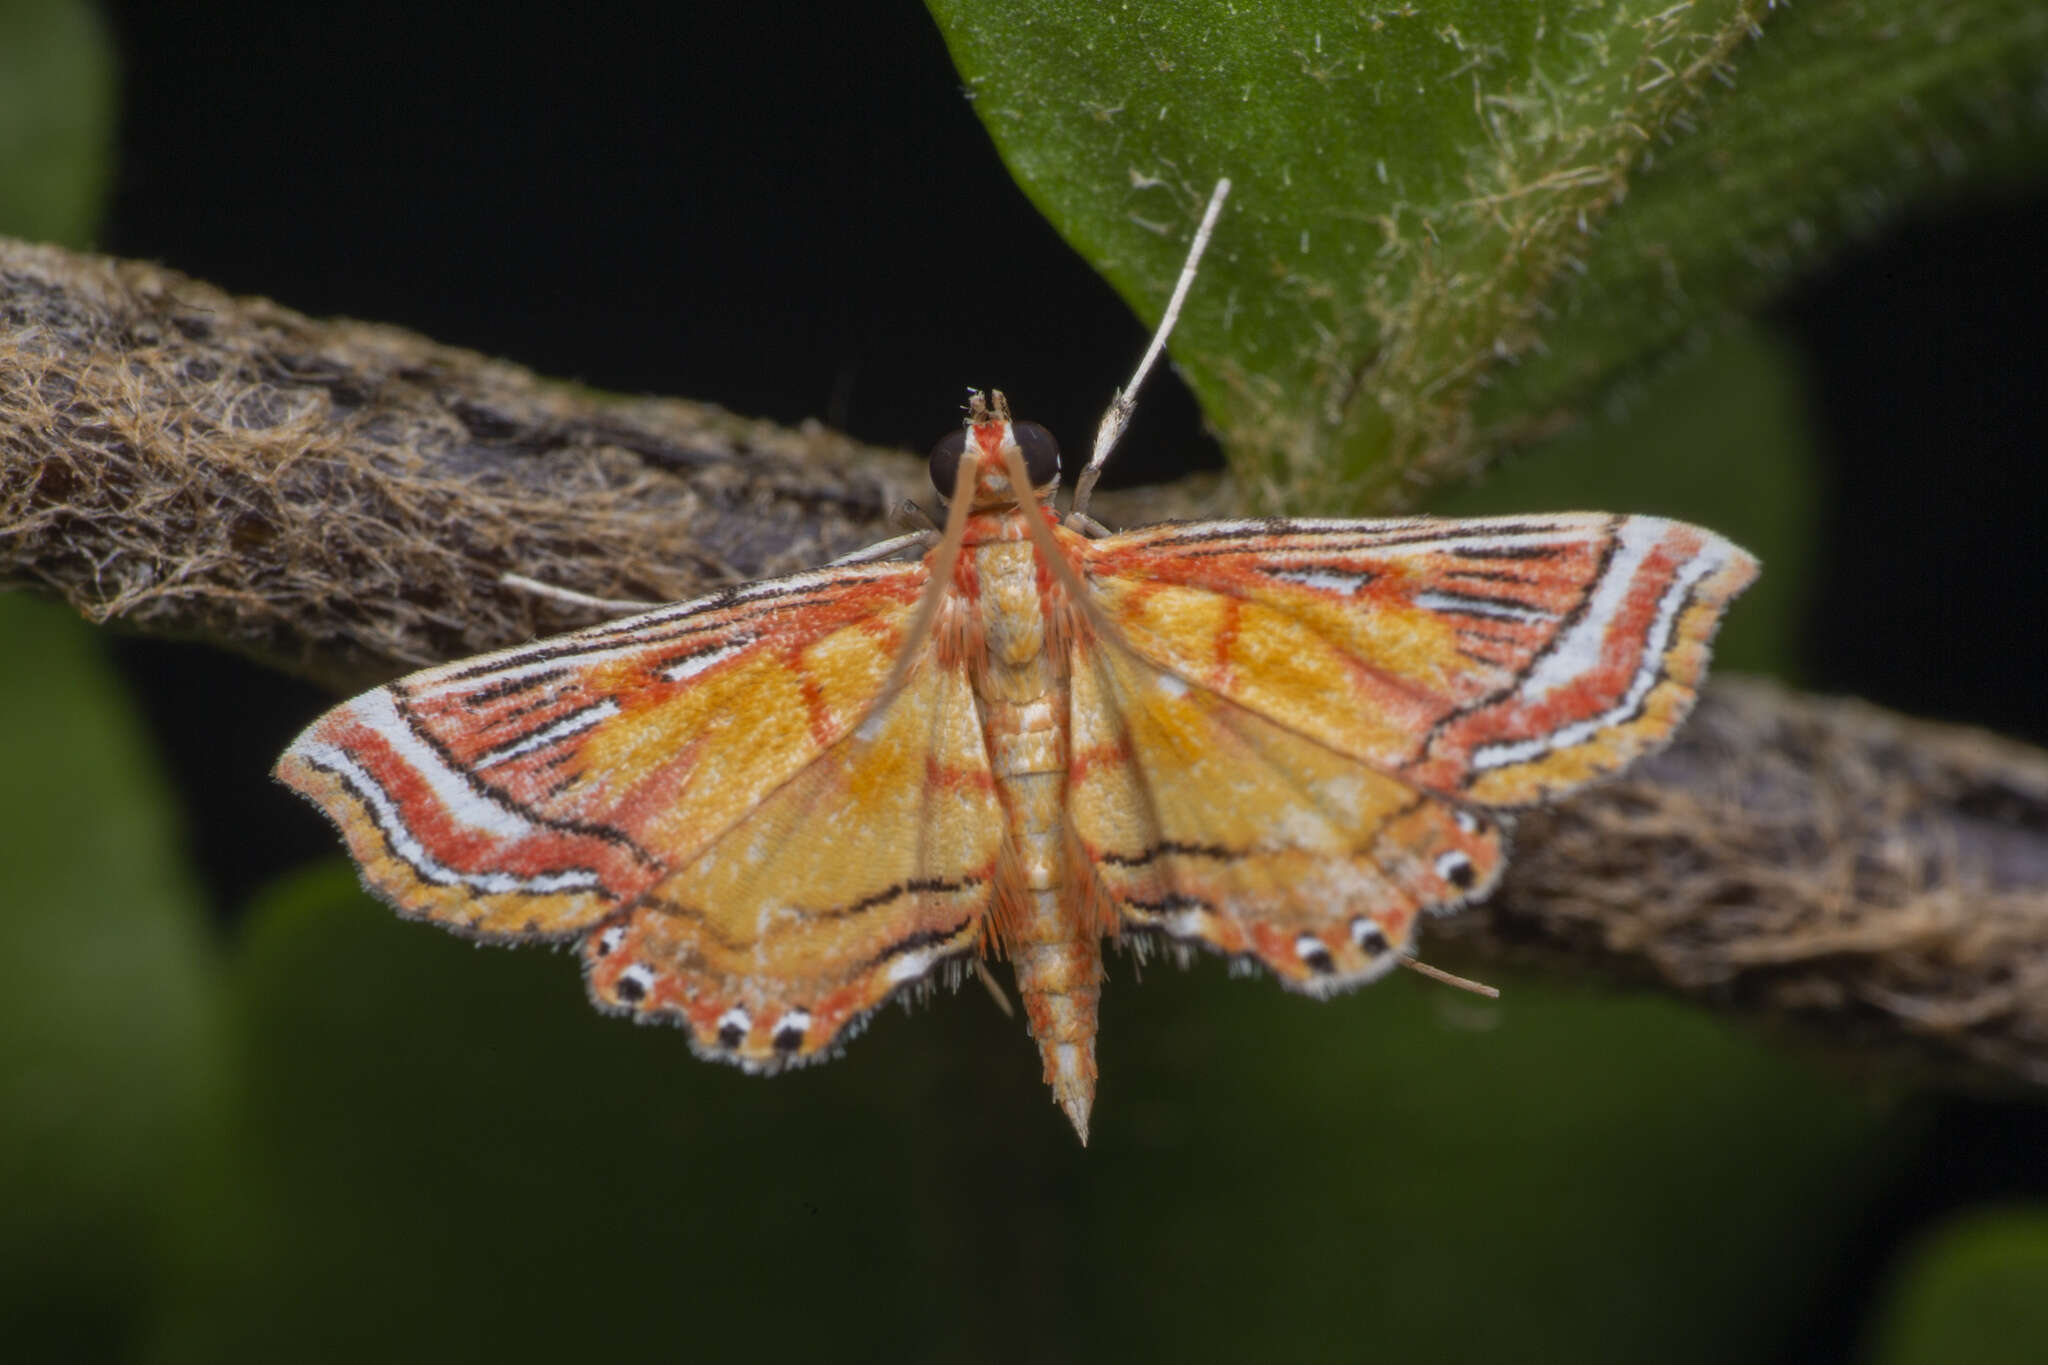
[
  {"left": 1063, "top": 511, "right": 1114, "bottom": 539},
  {"left": 824, "top": 528, "right": 937, "bottom": 566},
  {"left": 891, "top": 498, "right": 941, "bottom": 533},
  {"left": 497, "top": 571, "right": 661, "bottom": 616}
]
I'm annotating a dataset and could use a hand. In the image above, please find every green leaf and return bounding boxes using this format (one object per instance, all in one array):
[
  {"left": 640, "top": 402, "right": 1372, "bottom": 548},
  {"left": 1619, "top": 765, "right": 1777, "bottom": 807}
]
[
  {"left": 1871, "top": 1209, "right": 2048, "bottom": 1365},
  {"left": 1483, "top": 0, "right": 2048, "bottom": 429},
  {"left": 0, "top": 0, "right": 116, "bottom": 247},
  {"left": 928, "top": 0, "right": 2048, "bottom": 510},
  {"left": 0, "top": 596, "right": 222, "bottom": 1355}
]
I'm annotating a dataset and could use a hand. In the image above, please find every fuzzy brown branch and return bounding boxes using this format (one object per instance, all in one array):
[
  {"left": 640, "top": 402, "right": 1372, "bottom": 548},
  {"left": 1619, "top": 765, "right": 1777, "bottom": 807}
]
[
  {"left": 0, "top": 237, "right": 927, "bottom": 692},
  {"left": 6, "top": 237, "right": 2046, "bottom": 1091},
  {"left": 1435, "top": 677, "right": 2048, "bottom": 1092}
]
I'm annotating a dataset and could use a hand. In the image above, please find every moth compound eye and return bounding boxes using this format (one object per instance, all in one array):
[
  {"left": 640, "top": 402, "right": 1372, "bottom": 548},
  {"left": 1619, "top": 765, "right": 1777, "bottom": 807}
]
[
  {"left": 928, "top": 428, "right": 969, "bottom": 499},
  {"left": 1012, "top": 421, "right": 1061, "bottom": 487}
]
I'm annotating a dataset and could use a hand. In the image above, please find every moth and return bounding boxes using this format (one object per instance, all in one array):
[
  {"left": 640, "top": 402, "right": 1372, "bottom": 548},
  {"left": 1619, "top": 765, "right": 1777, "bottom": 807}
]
[{"left": 277, "top": 182, "right": 1757, "bottom": 1141}]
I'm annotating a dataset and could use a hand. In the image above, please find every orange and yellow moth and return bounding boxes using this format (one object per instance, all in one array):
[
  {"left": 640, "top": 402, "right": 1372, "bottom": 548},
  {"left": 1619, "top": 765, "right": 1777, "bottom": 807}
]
[{"left": 276, "top": 184, "right": 1756, "bottom": 1141}]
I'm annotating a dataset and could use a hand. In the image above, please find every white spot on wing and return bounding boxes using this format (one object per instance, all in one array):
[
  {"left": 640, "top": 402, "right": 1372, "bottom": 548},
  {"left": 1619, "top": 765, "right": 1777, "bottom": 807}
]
[
  {"left": 1413, "top": 590, "right": 1553, "bottom": 623},
  {"left": 1154, "top": 671, "right": 1189, "bottom": 698},
  {"left": 1271, "top": 566, "right": 1374, "bottom": 595},
  {"left": 661, "top": 639, "right": 751, "bottom": 682},
  {"left": 887, "top": 950, "right": 938, "bottom": 985},
  {"left": 476, "top": 699, "right": 619, "bottom": 767}
]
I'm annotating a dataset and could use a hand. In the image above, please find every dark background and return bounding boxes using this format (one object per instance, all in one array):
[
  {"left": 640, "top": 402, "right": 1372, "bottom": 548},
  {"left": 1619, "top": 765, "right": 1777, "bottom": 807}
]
[{"left": 66, "top": 1, "right": 2048, "bottom": 1359}]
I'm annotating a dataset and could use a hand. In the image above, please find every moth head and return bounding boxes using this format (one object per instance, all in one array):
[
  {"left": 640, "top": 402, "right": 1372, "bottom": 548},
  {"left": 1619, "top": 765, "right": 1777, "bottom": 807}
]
[{"left": 930, "top": 389, "right": 1061, "bottom": 509}]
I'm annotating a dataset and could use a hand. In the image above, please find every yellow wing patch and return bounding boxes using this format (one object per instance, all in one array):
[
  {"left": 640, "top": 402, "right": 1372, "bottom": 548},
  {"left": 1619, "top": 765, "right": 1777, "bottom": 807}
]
[
  {"left": 583, "top": 649, "right": 1004, "bottom": 1069},
  {"left": 1068, "top": 642, "right": 1505, "bottom": 994},
  {"left": 275, "top": 560, "right": 929, "bottom": 941}
]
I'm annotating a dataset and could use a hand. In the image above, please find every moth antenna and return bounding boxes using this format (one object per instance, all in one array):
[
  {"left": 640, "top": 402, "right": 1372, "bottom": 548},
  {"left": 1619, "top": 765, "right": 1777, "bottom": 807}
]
[
  {"left": 498, "top": 572, "right": 660, "bottom": 616},
  {"left": 995, "top": 440, "right": 1119, "bottom": 648},
  {"left": 859, "top": 448, "right": 978, "bottom": 737},
  {"left": 1072, "top": 176, "right": 1231, "bottom": 519},
  {"left": 1398, "top": 955, "right": 1502, "bottom": 1000}
]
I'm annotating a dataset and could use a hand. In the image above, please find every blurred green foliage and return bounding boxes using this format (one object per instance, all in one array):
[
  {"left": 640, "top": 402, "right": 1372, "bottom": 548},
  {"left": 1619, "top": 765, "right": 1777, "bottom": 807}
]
[
  {"left": 0, "top": 0, "right": 112, "bottom": 247},
  {"left": 0, "top": 593, "right": 221, "bottom": 1357},
  {"left": 5, "top": 0, "right": 2047, "bottom": 1360},
  {"left": 139, "top": 861, "right": 1893, "bottom": 1362},
  {"left": 1872, "top": 1210, "right": 2048, "bottom": 1365}
]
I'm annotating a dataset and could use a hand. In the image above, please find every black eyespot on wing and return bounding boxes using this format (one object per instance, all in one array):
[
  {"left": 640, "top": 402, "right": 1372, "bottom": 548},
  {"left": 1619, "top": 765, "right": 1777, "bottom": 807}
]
[
  {"left": 1012, "top": 421, "right": 1061, "bottom": 486},
  {"left": 928, "top": 428, "right": 969, "bottom": 499}
]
